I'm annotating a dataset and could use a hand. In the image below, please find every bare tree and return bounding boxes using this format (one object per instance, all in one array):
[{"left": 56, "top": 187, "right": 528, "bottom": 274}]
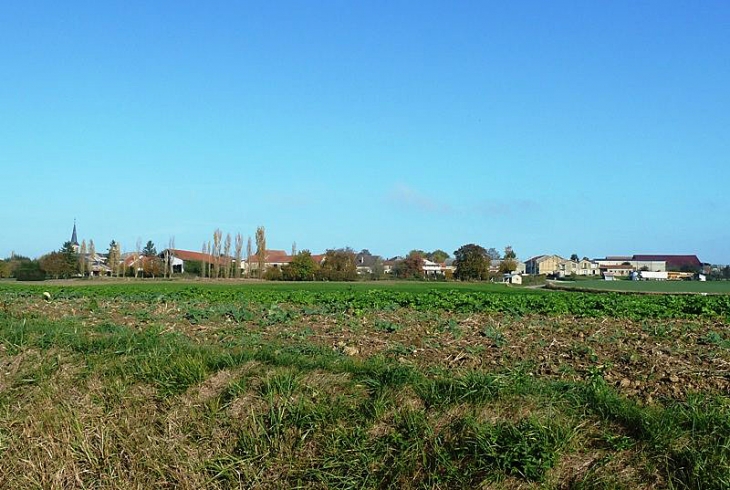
[
  {"left": 167, "top": 236, "right": 176, "bottom": 278},
  {"left": 212, "top": 229, "right": 222, "bottom": 278},
  {"left": 223, "top": 233, "right": 232, "bottom": 279},
  {"left": 255, "top": 226, "right": 266, "bottom": 278},
  {"left": 234, "top": 233, "right": 243, "bottom": 279},
  {"left": 246, "top": 236, "right": 253, "bottom": 278},
  {"left": 292, "top": 241, "right": 297, "bottom": 257}
]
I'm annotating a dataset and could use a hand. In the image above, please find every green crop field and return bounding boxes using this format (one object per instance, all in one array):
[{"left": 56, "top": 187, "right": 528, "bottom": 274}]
[
  {"left": 550, "top": 279, "right": 730, "bottom": 294},
  {"left": 1, "top": 281, "right": 729, "bottom": 488}
]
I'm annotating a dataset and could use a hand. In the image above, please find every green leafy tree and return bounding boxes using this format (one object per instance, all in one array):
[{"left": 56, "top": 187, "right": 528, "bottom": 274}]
[
  {"left": 60, "top": 241, "right": 80, "bottom": 277},
  {"left": 504, "top": 246, "right": 517, "bottom": 259},
  {"left": 370, "top": 257, "right": 386, "bottom": 280},
  {"left": 318, "top": 248, "right": 357, "bottom": 281},
  {"left": 2, "top": 254, "right": 33, "bottom": 279},
  {"left": 14, "top": 260, "right": 45, "bottom": 281},
  {"left": 282, "top": 250, "right": 319, "bottom": 281},
  {"left": 143, "top": 240, "right": 157, "bottom": 257},
  {"left": 255, "top": 226, "right": 266, "bottom": 278},
  {"left": 485, "top": 247, "right": 501, "bottom": 260},
  {"left": 570, "top": 253, "right": 579, "bottom": 262},
  {"left": 428, "top": 249, "right": 449, "bottom": 263},
  {"left": 454, "top": 244, "right": 490, "bottom": 281},
  {"left": 262, "top": 266, "right": 283, "bottom": 280},
  {"left": 0, "top": 259, "right": 9, "bottom": 278},
  {"left": 498, "top": 258, "right": 518, "bottom": 274},
  {"left": 107, "top": 240, "right": 121, "bottom": 277}
]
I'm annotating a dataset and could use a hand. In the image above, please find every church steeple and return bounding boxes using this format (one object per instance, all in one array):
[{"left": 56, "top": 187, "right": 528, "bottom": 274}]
[{"left": 71, "top": 219, "right": 79, "bottom": 247}]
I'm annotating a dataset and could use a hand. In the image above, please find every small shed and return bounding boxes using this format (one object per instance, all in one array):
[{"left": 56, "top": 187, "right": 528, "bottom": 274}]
[{"left": 503, "top": 273, "right": 522, "bottom": 285}]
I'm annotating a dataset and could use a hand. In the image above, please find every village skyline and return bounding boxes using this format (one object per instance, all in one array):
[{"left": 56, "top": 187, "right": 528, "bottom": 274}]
[{"left": 1, "top": 219, "right": 712, "bottom": 270}]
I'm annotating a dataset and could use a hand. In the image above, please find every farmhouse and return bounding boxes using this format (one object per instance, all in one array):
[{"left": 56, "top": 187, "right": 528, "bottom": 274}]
[
  {"left": 525, "top": 255, "right": 580, "bottom": 277},
  {"left": 525, "top": 255, "right": 563, "bottom": 275},
  {"left": 577, "top": 259, "right": 599, "bottom": 276}
]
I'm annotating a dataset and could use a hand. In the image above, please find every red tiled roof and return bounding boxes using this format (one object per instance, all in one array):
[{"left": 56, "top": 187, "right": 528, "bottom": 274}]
[
  {"left": 168, "top": 249, "right": 234, "bottom": 265},
  {"left": 248, "top": 250, "right": 291, "bottom": 264}
]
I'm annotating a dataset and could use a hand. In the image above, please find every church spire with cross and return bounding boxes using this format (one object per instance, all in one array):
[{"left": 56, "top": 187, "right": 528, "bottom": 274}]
[{"left": 70, "top": 219, "right": 79, "bottom": 252}]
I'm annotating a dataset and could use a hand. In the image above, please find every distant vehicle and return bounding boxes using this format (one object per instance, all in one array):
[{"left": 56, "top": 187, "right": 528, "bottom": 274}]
[{"left": 640, "top": 271, "right": 668, "bottom": 281}]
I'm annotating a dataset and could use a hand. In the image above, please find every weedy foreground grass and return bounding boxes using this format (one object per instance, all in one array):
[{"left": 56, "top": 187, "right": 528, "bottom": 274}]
[{"left": 0, "top": 284, "right": 728, "bottom": 489}]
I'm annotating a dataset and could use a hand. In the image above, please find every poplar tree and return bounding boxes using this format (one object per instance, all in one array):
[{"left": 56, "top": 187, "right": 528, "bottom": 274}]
[
  {"left": 201, "top": 242, "right": 208, "bottom": 278},
  {"left": 108, "top": 240, "right": 120, "bottom": 278},
  {"left": 135, "top": 238, "right": 142, "bottom": 279},
  {"left": 234, "top": 233, "right": 243, "bottom": 279},
  {"left": 255, "top": 226, "right": 266, "bottom": 278},
  {"left": 88, "top": 240, "right": 96, "bottom": 278},
  {"left": 212, "top": 229, "right": 222, "bottom": 278},
  {"left": 223, "top": 233, "right": 232, "bottom": 279},
  {"left": 79, "top": 240, "right": 87, "bottom": 277},
  {"left": 167, "top": 236, "right": 176, "bottom": 277},
  {"left": 246, "top": 236, "right": 253, "bottom": 278},
  {"left": 208, "top": 240, "right": 213, "bottom": 278}
]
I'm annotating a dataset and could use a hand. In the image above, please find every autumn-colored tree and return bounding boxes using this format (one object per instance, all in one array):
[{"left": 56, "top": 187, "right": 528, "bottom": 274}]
[
  {"left": 39, "top": 252, "right": 67, "bottom": 279},
  {"left": 394, "top": 252, "right": 424, "bottom": 279},
  {"left": 142, "top": 256, "right": 163, "bottom": 278}
]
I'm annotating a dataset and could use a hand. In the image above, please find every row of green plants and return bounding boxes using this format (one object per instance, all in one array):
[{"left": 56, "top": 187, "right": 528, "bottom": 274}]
[{"left": 3, "top": 283, "right": 730, "bottom": 319}]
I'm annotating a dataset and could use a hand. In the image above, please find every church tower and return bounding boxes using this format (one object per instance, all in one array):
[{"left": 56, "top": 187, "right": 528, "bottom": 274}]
[{"left": 71, "top": 220, "right": 80, "bottom": 253}]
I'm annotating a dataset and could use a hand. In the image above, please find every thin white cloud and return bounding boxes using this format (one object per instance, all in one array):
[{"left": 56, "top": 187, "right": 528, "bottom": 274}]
[{"left": 387, "top": 184, "right": 454, "bottom": 214}]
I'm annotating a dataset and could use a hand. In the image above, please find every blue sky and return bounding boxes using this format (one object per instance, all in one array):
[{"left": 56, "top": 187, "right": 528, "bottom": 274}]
[{"left": 2, "top": 1, "right": 729, "bottom": 263}]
